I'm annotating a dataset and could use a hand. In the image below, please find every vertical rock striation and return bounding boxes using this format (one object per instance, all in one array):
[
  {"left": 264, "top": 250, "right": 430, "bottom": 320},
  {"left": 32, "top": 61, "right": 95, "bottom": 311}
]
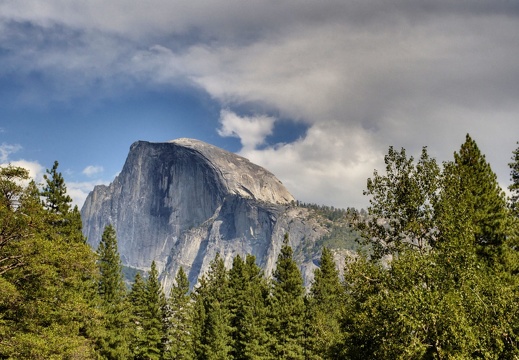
[{"left": 81, "top": 139, "right": 327, "bottom": 292}]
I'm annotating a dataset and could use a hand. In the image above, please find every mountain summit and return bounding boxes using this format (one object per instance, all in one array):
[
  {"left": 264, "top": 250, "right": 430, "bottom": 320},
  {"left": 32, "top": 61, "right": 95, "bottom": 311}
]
[{"left": 81, "top": 139, "right": 331, "bottom": 291}]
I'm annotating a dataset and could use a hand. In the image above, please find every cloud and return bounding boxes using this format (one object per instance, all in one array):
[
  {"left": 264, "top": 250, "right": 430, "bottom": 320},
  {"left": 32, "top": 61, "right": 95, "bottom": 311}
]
[
  {"left": 0, "top": 143, "right": 22, "bottom": 162},
  {"left": 67, "top": 180, "right": 108, "bottom": 209},
  {"left": 2, "top": 1, "right": 519, "bottom": 208},
  {"left": 217, "top": 110, "right": 276, "bottom": 152},
  {"left": 82, "top": 165, "right": 104, "bottom": 177}
]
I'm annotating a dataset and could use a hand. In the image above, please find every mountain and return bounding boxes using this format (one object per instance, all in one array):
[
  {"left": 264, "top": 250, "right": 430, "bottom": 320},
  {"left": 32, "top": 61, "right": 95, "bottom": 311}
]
[{"left": 81, "top": 139, "right": 353, "bottom": 292}]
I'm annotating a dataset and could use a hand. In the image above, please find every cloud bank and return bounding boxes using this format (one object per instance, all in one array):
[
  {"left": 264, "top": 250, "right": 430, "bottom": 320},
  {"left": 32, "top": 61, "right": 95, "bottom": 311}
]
[{"left": 2, "top": 1, "right": 519, "bottom": 208}]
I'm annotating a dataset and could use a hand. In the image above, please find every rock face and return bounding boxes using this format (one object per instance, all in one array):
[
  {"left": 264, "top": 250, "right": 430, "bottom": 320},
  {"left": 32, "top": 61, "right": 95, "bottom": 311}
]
[{"left": 81, "top": 139, "right": 327, "bottom": 292}]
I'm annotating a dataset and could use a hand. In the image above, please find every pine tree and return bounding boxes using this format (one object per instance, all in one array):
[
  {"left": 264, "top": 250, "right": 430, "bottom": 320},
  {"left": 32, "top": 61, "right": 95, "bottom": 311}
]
[
  {"left": 165, "top": 267, "right": 194, "bottom": 360},
  {"left": 229, "top": 254, "right": 270, "bottom": 360},
  {"left": 0, "top": 164, "right": 100, "bottom": 358},
  {"left": 96, "top": 224, "right": 131, "bottom": 359},
  {"left": 268, "top": 234, "right": 305, "bottom": 359},
  {"left": 191, "top": 253, "right": 233, "bottom": 360},
  {"left": 40, "top": 160, "right": 86, "bottom": 243},
  {"left": 41, "top": 160, "right": 72, "bottom": 214},
  {"left": 445, "top": 134, "right": 510, "bottom": 263},
  {"left": 129, "top": 262, "right": 167, "bottom": 360},
  {"left": 306, "top": 247, "right": 343, "bottom": 359},
  {"left": 509, "top": 141, "right": 519, "bottom": 216}
]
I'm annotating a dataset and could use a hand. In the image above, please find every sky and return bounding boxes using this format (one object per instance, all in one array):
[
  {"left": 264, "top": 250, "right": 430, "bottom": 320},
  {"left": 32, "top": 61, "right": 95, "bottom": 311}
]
[{"left": 1, "top": 1, "right": 519, "bottom": 210}]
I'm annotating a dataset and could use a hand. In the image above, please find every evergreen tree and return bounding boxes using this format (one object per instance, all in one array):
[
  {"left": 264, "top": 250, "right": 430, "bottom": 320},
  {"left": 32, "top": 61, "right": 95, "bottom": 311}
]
[
  {"left": 341, "top": 136, "right": 519, "bottom": 358},
  {"left": 229, "top": 254, "right": 270, "bottom": 360},
  {"left": 192, "top": 253, "right": 233, "bottom": 360},
  {"left": 129, "top": 262, "right": 167, "bottom": 360},
  {"left": 40, "top": 160, "right": 86, "bottom": 243},
  {"left": 165, "top": 267, "right": 194, "bottom": 360},
  {"left": 0, "top": 164, "right": 100, "bottom": 358},
  {"left": 306, "top": 247, "right": 343, "bottom": 359},
  {"left": 509, "top": 141, "right": 519, "bottom": 216},
  {"left": 268, "top": 234, "right": 305, "bottom": 359},
  {"left": 41, "top": 160, "right": 72, "bottom": 214},
  {"left": 443, "top": 134, "right": 510, "bottom": 263},
  {"left": 96, "top": 224, "right": 131, "bottom": 359}
]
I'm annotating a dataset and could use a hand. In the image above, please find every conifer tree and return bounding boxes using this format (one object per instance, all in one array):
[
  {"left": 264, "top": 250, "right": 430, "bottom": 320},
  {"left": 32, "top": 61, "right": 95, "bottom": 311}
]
[
  {"left": 40, "top": 160, "right": 86, "bottom": 243},
  {"left": 229, "top": 254, "right": 270, "bottom": 360},
  {"left": 41, "top": 160, "right": 72, "bottom": 214},
  {"left": 165, "top": 267, "right": 194, "bottom": 360},
  {"left": 192, "top": 253, "right": 233, "bottom": 360},
  {"left": 268, "top": 234, "right": 305, "bottom": 359},
  {"left": 0, "top": 164, "right": 100, "bottom": 358},
  {"left": 509, "top": 141, "right": 519, "bottom": 216},
  {"left": 129, "top": 262, "right": 167, "bottom": 360},
  {"left": 96, "top": 224, "right": 131, "bottom": 359},
  {"left": 443, "top": 134, "right": 510, "bottom": 263},
  {"left": 306, "top": 247, "right": 342, "bottom": 359}
]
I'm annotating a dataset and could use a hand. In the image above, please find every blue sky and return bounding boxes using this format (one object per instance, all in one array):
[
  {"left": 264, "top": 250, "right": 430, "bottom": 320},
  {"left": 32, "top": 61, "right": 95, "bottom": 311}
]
[{"left": 2, "top": 1, "right": 519, "bottom": 209}]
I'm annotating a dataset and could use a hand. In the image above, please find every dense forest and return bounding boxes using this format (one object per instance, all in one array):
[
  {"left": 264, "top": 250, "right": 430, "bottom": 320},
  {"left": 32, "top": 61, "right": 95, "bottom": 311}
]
[{"left": 1, "top": 133, "right": 519, "bottom": 359}]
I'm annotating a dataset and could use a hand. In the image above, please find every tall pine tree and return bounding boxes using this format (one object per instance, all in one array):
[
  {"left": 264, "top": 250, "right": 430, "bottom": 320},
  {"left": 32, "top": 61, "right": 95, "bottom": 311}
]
[
  {"left": 165, "top": 267, "right": 194, "bottom": 360},
  {"left": 192, "top": 253, "right": 233, "bottom": 360},
  {"left": 96, "top": 224, "right": 131, "bottom": 359},
  {"left": 306, "top": 247, "right": 343, "bottom": 359},
  {"left": 129, "top": 262, "right": 167, "bottom": 360},
  {"left": 268, "top": 234, "right": 305, "bottom": 359}
]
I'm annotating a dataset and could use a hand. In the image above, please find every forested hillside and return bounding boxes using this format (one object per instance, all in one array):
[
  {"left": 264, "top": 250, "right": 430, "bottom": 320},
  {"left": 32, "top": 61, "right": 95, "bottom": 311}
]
[{"left": 1, "top": 134, "right": 519, "bottom": 359}]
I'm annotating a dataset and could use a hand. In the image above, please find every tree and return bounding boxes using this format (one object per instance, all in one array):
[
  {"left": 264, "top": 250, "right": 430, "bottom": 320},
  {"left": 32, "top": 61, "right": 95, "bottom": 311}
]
[
  {"left": 165, "top": 267, "right": 194, "bottom": 360},
  {"left": 0, "top": 164, "right": 100, "bottom": 359},
  {"left": 191, "top": 253, "right": 233, "bottom": 360},
  {"left": 41, "top": 160, "right": 86, "bottom": 243},
  {"left": 268, "top": 234, "right": 305, "bottom": 359},
  {"left": 96, "top": 224, "right": 131, "bottom": 359},
  {"left": 509, "top": 141, "right": 519, "bottom": 216},
  {"left": 341, "top": 135, "right": 519, "bottom": 358},
  {"left": 306, "top": 247, "right": 343, "bottom": 359},
  {"left": 41, "top": 160, "right": 72, "bottom": 214},
  {"left": 360, "top": 146, "right": 440, "bottom": 259},
  {"left": 441, "top": 134, "right": 510, "bottom": 264},
  {"left": 229, "top": 254, "right": 270, "bottom": 360}
]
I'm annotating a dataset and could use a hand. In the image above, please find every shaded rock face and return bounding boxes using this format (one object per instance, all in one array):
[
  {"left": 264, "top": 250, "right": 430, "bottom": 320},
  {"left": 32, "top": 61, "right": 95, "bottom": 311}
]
[{"left": 81, "top": 139, "right": 326, "bottom": 292}]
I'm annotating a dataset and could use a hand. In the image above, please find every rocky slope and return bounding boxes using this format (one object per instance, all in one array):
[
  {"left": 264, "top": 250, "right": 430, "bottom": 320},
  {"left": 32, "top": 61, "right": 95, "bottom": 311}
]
[{"left": 81, "top": 139, "right": 344, "bottom": 292}]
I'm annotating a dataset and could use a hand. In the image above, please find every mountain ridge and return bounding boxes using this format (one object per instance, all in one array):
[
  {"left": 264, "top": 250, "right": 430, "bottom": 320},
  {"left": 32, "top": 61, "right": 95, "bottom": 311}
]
[{"left": 81, "top": 138, "right": 353, "bottom": 291}]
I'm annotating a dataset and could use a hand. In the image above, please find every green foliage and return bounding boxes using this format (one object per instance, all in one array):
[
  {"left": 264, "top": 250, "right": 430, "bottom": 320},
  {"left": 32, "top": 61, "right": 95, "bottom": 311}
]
[
  {"left": 0, "top": 163, "right": 100, "bottom": 359},
  {"left": 360, "top": 146, "right": 440, "bottom": 258},
  {"left": 165, "top": 267, "right": 194, "bottom": 360},
  {"left": 192, "top": 253, "right": 234, "bottom": 360},
  {"left": 306, "top": 247, "right": 343, "bottom": 359},
  {"left": 229, "top": 254, "right": 270, "bottom": 360},
  {"left": 96, "top": 224, "right": 131, "bottom": 359},
  {"left": 510, "top": 141, "right": 519, "bottom": 216},
  {"left": 342, "top": 135, "right": 519, "bottom": 359},
  {"left": 268, "top": 234, "right": 306, "bottom": 359},
  {"left": 130, "top": 261, "right": 167, "bottom": 360}
]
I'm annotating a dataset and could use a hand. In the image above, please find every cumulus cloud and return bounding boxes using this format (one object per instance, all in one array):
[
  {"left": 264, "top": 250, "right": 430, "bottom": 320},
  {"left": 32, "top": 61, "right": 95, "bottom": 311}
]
[
  {"left": 82, "top": 165, "right": 104, "bottom": 177},
  {"left": 2, "top": 1, "right": 519, "bottom": 207},
  {"left": 217, "top": 110, "right": 276, "bottom": 152}
]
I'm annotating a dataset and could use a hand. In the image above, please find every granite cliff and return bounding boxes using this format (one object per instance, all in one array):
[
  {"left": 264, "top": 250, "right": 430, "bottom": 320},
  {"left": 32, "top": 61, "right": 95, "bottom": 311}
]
[{"left": 81, "top": 139, "right": 345, "bottom": 292}]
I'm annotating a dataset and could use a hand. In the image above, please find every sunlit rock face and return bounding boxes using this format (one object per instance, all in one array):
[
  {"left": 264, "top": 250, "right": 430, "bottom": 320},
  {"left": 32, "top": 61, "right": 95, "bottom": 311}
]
[{"left": 81, "top": 139, "right": 325, "bottom": 292}]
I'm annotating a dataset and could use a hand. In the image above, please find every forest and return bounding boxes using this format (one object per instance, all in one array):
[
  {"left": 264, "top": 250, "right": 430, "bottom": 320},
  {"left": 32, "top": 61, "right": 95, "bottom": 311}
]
[{"left": 1, "top": 133, "right": 519, "bottom": 359}]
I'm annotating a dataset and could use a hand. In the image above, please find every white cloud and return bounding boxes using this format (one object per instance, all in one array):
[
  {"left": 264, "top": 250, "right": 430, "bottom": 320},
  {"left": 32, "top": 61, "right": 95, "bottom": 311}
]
[
  {"left": 67, "top": 180, "right": 109, "bottom": 209},
  {"left": 2, "top": 1, "right": 519, "bottom": 208},
  {"left": 217, "top": 110, "right": 276, "bottom": 152},
  {"left": 0, "top": 143, "right": 22, "bottom": 162},
  {"left": 82, "top": 165, "right": 104, "bottom": 177}
]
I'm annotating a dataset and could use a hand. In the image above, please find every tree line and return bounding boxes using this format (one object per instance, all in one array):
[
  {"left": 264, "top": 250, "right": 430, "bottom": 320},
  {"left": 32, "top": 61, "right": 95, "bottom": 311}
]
[{"left": 1, "top": 133, "right": 519, "bottom": 359}]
